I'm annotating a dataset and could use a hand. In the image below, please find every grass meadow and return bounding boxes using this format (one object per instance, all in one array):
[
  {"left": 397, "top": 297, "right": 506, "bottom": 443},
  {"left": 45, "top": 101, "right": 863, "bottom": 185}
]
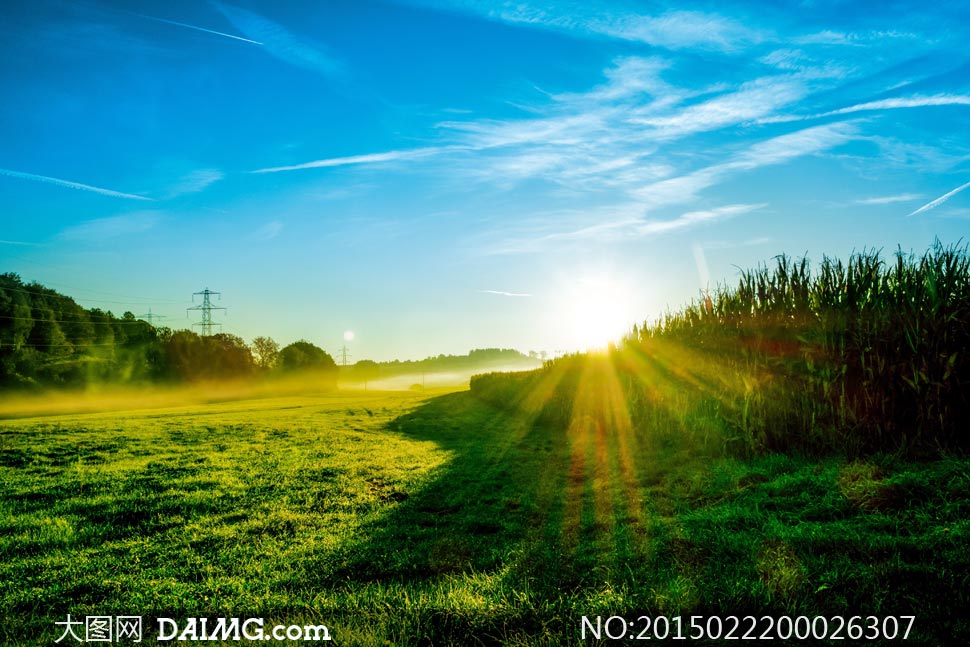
[{"left": 1, "top": 379, "right": 968, "bottom": 645}]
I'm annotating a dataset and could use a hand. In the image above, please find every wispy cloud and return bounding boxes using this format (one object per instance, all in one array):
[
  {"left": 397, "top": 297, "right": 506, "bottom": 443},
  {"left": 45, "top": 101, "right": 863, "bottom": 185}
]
[
  {"left": 854, "top": 193, "right": 922, "bottom": 205},
  {"left": 630, "top": 76, "right": 808, "bottom": 138},
  {"left": 939, "top": 208, "right": 970, "bottom": 219},
  {"left": 632, "top": 122, "right": 857, "bottom": 206},
  {"left": 698, "top": 236, "right": 772, "bottom": 250},
  {"left": 0, "top": 239, "right": 41, "bottom": 246},
  {"left": 477, "top": 121, "right": 853, "bottom": 254},
  {"left": 637, "top": 203, "right": 767, "bottom": 235},
  {"left": 212, "top": 2, "right": 342, "bottom": 76},
  {"left": 137, "top": 13, "right": 263, "bottom": 45},
  {"left": 57, "top": 212, "right": 160, "bottom": 241},
  {"left": 397, "top": 1, "right": 763, "bottom": 52},
  {"left": 907, "top": 180, "right": 970, "bottom": 217},
  {"left": 0, "top": 168, "right": 153, "bottom": 201},
  {"left": 250, "top": 148, "right": 446, "bottom": 173},
  {"left": 481, "top": 289, "right": 532, "bottom": 297},
  {"left": 793, "top": 29, "right": 920, "bottom": 47},
  {"left": 512, "top": 203, "right": 767, "bottom": 251},
  {"left": 761, "top": 94, "right": 970, "bottom": 124},
  {"left": 426, "top": 58, "right": 828, "bottom": 198},
  {"left": 255, "top": 220, "right": 284, "bottom": 240},
  {"left": 758, "top": 49, "right": 850, "bottom": 80},
  {"left": 253, "top": 57, "right": 846, "bottom": 201},
  {"left": 167, "top": 168, "right": 224, "bottom": 197}
]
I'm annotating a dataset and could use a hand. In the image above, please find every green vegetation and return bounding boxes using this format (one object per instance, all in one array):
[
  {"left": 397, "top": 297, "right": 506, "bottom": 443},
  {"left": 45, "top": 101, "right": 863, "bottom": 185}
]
[
  {"left": 1, "top": 387, "right": 966, "bottom": 645},
  {"left": 632, "top": 241, "right": 969, "bottom": 456},
  {"left": 0, "top": 273, "right": 534, "bottom": 392},
  {"left": 476, "top": 242, "right": 969, "bottom": 457},
  {"left": 2, "top": 242, "right": 968, "bottom": 644},
  {"left": 0, "top": 273, "right": 341, "bottom": 389},
  {"left": 0, "top": 273, "right": 165, "bottom": 387},
  {"left": 342, "top": 349, "right": 539, "bottom": 389}
]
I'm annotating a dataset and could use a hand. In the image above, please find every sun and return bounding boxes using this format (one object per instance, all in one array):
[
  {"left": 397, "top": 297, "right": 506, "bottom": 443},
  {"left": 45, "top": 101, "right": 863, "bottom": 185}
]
[
  {"left": 343, "top": 330, "right": 355, "bottom": 342},
  {"left": 558, "top": 272, "right": 634, "bottom": 350}
]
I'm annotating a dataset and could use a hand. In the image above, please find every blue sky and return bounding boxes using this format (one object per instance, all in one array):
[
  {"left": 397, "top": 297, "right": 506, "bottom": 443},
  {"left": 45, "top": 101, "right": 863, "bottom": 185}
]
[{"left": 2, "top": 0, "right": 969, "bottom": 360}]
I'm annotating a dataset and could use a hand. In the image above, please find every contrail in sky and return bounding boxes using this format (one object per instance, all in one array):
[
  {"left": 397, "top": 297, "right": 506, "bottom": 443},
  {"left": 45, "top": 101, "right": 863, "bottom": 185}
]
[
  {"left": 481, "top": 289, "right": 532, "bottom": 297},
  {"left": 0, "top": 168, "right": 154, "bottom": 201},
  {"left": 138, "top": 14, "right": 263, "bottom": 45},
  {"left": 907, "top": 180, "right": 970, "bottom": 216}
]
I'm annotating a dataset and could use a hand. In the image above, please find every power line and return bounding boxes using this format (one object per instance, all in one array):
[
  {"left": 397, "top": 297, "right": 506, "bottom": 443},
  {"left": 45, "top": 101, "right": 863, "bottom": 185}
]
[
  {"left": 187, "top": 288, "right": 226, "bottom": 337},
  {"left": 0, "top": 280, "right": 183, "bottom": 306},
  {"left": 0, "top": 341, "right": 121, "bottom": 348},
  {"left": 0, "top": 313, "right": 156, "bottom": 326},
  {"left": 334, "top": 344, "right": 353, "bottom": 366},
  {"left": 137, "top": 308, "right": 167, "bottom": 326}
]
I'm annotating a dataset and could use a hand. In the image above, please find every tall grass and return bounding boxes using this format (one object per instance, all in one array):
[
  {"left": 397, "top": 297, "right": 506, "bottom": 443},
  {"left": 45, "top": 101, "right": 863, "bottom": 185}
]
[
  {"left": 472, "top": 241, "right": 969, "bottom": 457},
  {"left": 629, "top": 241, "right": 969, "bottom": 456}
]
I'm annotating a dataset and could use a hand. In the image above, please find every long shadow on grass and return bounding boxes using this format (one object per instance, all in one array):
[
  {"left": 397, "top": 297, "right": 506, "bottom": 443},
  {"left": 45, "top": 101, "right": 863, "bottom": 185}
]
[
  {"left": 330, "top": 389, "right": 661, "bottom": 595},
  {"left": 327, "top": 387, "right": 970, "bottom": 646}
]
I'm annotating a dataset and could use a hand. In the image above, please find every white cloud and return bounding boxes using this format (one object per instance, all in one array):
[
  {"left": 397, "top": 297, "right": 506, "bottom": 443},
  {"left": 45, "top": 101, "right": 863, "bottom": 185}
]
[
  {"left": 168, "top": 168, "right": 224, "bottom": 197},
  {"left": 761, "top": 94, "right": 970, "bottom": 124},
  {"left": 633, "top": 122, "right": 858, "bottom": 206},
  {"left": 508, "top": 203, "right": 767, "bottom": 250},
  {"left": 250, "top": 148, "right": 446, "bottom": 173},
  {"left": 631, "top": 76, "right": 808, "bottom": 138},
  {"left": 397, "top": 1, "right": 764, "bottom": 52},
  {"left": 908, "top": 181, "right": 970, "bottom": 217},
  {"left": 698, "top": 236, "right": 772, "bottom": 250},
  {"left": 0, "top": 168, "right": 153, "bottom": 201},
  {"left": 481, "top": 289, "right": 532, "bottom": 297},
  {"left": 212, "top": 2, "right": 343, "bottom": 76},
  {"left": 854, "top": 193, "right": 922, "bottom": 205},
  {"left": 0, "top": 239, "right": 41, "bottom": 246},
  {"left": 58, "top": 212, "right": 160, "bottom": 241},
  {"left": 137, "top": 14, "right": 263, "bottom": 45},
  {"left": 255, "top": 220, "right": 284, "bottom": 240},
  {"left": 636, "top": 203, "right": 766, "bottom": 235}
]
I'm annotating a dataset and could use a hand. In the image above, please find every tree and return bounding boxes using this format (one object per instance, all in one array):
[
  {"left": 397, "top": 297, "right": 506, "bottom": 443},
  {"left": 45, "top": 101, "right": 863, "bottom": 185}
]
[
  {"left": 250, "top": 336, "right": 280, "bottom": 371},
  {"left": 278, "top": 340, "right": 337, "bottom": 373},
  {"left": 208, "top": 333, "right": 255, "bottom": 377},
  {"left": 353, "top": 359, "right": 380, "bottom": 390}
]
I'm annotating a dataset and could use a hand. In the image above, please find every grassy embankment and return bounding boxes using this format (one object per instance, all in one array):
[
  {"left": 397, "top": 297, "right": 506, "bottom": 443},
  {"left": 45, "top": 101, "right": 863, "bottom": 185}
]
[{"left": 1, "top": 381, "right": 967, "bottom": 645}]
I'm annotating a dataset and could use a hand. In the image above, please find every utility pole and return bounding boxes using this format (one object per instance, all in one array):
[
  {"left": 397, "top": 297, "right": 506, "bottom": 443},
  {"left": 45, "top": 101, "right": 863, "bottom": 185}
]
[
  {"left": 338, "top": 344, "right": 351, "bottom": 367},
  {"left": 187, "top": 288, "right": 226, "bottom": 336},
  {"left": 137, "top": 308, "right": 167, "bottom": 327}
]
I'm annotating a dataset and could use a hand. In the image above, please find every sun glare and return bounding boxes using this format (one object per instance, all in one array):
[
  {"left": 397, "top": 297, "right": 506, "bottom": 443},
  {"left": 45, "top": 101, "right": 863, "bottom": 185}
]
[
  {"left": 559, "top": 273, "right": 634, "bottom": 351},
  {"left": 343, "top": 330, "right": 355, "bottom": 342}
]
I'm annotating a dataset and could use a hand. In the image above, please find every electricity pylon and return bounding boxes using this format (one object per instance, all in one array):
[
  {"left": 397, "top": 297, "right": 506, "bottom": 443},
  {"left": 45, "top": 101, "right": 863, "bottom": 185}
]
[
  {"left": 187, "top": 288, "right": 226, "bottom": 336},
  {"left": 137, "top": 308, "right": 167, "bottom": 327}
]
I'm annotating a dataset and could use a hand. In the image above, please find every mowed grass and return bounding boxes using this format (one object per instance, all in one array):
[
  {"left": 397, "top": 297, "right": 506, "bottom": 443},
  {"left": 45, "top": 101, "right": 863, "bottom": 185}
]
[{"left": 1, "top": 387, "right": 968, "bottom": 645}]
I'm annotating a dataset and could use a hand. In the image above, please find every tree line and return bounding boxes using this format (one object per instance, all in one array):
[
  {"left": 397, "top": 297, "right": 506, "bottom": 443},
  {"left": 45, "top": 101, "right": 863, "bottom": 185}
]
[{"left": 0, "top": 273, "right": 336, "bottom": 389}]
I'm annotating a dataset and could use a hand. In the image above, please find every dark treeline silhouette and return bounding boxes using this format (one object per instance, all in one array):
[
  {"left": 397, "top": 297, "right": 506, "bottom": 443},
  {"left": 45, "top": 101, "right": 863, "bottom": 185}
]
[
  {"left": 376, "top": 348, "right": 535, "bottom": 375},
  {"left": 340, "top": 348, "right": 538, "bottom": 387},
  {"left": 0, "top": 273, "right": 337, "bottom": 389}
]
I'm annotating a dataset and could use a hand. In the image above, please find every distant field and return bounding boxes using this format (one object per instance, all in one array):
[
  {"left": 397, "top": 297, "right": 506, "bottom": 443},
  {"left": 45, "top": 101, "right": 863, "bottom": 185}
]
[{"left": 1, "top": 385, "right": 968, "bottom": 645}]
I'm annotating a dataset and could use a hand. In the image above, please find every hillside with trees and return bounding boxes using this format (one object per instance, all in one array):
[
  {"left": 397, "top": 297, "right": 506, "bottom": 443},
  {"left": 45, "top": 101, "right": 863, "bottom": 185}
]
[
  {"left": 0, "top": 274, "right": 339, "bottom": 389},
  {"left": 0, "top": 274, "right": 534, "bottom": 392}
]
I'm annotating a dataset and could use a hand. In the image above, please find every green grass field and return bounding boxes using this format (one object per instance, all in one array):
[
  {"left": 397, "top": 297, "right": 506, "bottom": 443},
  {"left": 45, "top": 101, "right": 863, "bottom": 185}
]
[{"left": 1, "top": 384, "right": 968, "bottom": 645}]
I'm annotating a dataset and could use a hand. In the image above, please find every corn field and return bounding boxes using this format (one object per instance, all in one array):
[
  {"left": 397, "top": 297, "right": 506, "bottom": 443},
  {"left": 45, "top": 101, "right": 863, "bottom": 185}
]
[{"left": 473, "top": 242, "right": 969, "bottom": 457}]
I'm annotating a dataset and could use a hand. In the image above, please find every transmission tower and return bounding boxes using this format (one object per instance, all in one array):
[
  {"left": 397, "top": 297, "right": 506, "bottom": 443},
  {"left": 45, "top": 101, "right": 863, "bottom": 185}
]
[
  {"left": 338, "top": 344, "right": 351, "bottom": 367},
  {"left": 187, "top": 288, "right": 226, "bottom": 336},
  {"left": 137, "top": 308, "right": 167, "bottom": 327}
]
